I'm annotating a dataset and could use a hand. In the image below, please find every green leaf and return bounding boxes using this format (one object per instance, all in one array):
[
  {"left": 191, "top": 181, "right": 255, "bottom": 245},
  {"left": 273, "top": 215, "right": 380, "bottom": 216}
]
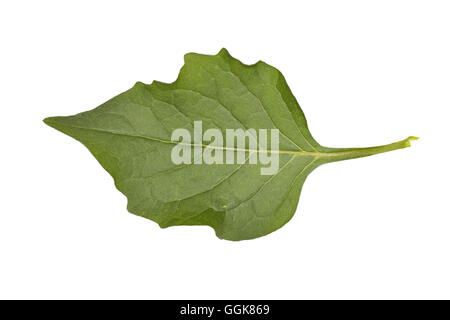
[{"left": 44, "top": 49, "right": 417, "bottom": 241}]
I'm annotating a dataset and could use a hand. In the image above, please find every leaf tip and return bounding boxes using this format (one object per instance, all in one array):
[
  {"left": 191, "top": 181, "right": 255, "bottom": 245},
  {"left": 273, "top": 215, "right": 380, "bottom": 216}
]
[
  {"left": 43, "top": 116, "right": 57, "bottom": 128},
  {"left": 43, "top": 116, "right": 68, "bottom": 132}
]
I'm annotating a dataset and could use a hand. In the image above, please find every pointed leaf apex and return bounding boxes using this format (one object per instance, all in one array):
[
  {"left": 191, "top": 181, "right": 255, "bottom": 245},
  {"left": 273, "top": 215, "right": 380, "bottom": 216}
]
[{"left": 43, "top": 116, "right": 56, "bottom": 127}]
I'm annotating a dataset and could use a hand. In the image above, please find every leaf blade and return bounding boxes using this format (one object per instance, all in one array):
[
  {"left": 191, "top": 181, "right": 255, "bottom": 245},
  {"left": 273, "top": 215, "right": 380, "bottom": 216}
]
[{"left": 44, "top": 49, "right": 416, "bottom": 240}]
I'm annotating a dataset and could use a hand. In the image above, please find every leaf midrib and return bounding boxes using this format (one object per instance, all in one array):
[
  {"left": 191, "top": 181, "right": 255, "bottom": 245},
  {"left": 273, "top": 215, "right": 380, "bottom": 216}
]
[{"left": 46, "top": 120, "right": 414, "bottom": 160}]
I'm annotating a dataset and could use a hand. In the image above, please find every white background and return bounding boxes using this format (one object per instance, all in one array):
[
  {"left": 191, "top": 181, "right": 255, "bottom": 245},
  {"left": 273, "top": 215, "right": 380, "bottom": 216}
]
[{"left": 1, "top": 0, "right": 449, "bottom": 299}]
